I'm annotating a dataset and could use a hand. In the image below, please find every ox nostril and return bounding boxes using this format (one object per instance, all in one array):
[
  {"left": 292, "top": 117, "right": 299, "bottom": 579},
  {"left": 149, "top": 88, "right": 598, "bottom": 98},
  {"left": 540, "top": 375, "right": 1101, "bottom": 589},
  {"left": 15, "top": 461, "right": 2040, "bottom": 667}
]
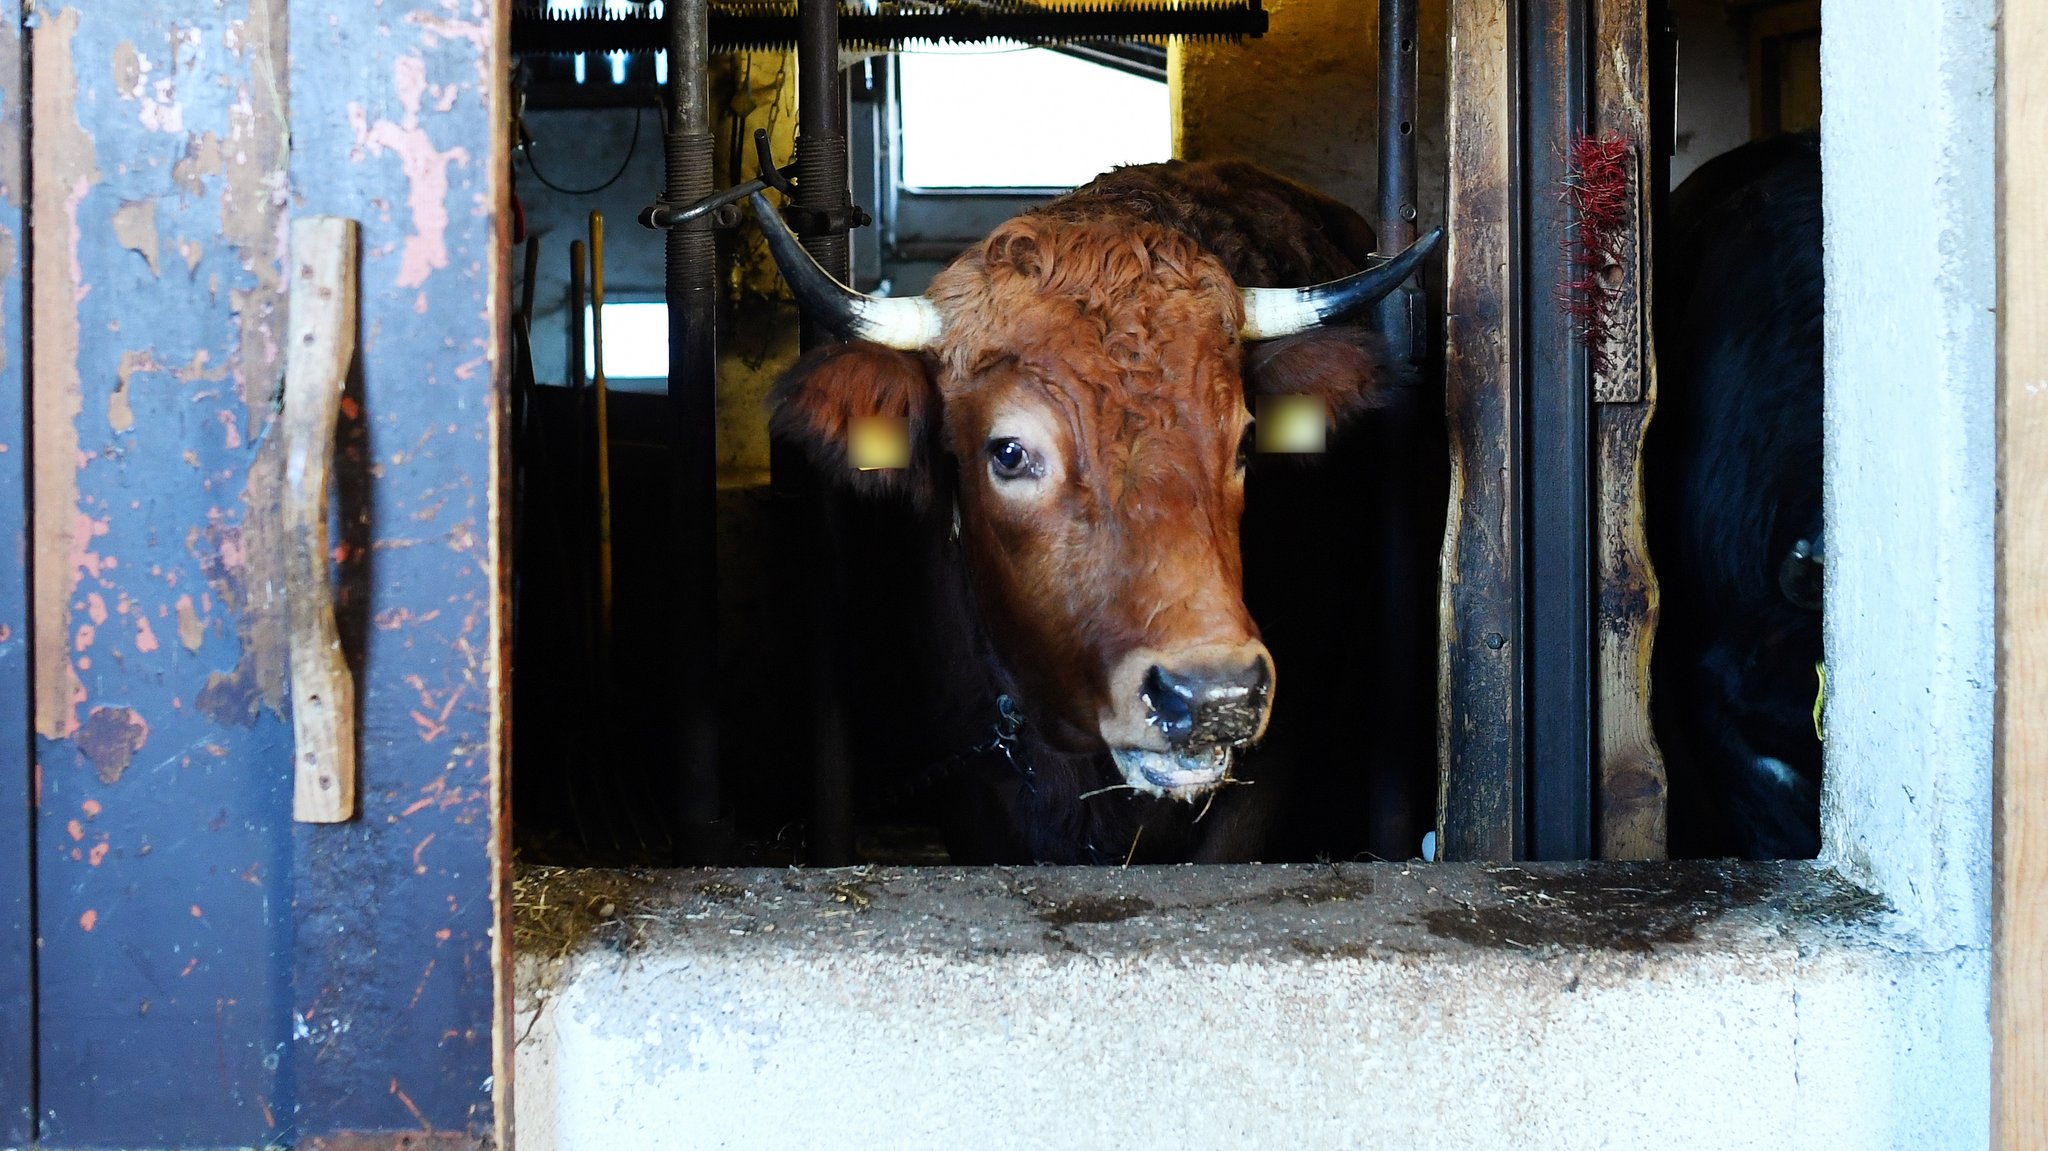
[
  {"left": 1142, "top": 657, "right": 1273, "bottom": 747},
  {"left": 1142, "top": 665, "right": 1198, "bottom": 745}
]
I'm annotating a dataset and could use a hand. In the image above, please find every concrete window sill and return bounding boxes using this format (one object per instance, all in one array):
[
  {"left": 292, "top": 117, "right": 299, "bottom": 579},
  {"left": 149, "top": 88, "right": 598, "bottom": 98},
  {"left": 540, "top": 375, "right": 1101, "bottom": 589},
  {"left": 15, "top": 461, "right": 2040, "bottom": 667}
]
[{"left": 511, "top": 861, "right": 1985, "bottom": 1150}]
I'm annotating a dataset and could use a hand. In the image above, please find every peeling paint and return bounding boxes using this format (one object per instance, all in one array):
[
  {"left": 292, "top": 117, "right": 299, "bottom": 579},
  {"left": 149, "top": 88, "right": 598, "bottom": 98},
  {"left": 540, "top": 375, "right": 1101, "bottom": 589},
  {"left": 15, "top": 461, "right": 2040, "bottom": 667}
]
[
  {"left": 31, "top": 7, "right": 101, "bottom": 739},
  {"left": 177, "top": 594, "right": 206, "bottom": 651},
  {"left": 109, "top": 350, "right": 160, "bottom": 435},
  {"left": 111, "top": 199, "right": 161, "bottom": 277},
  {"left": 173, "top": 131, "right": 224, "bottom": 198},
  {"left": 77, "top": 705, "right": 149, "bottom": 785},
  {"left": 215, "top": 0, "right": 291, "bottom": 716},
  {"left": 195, "top": 667, "right": 261, "bottom": 728},
  {"left": 349, "top": 54, "right": 472, "bottom": 290}
]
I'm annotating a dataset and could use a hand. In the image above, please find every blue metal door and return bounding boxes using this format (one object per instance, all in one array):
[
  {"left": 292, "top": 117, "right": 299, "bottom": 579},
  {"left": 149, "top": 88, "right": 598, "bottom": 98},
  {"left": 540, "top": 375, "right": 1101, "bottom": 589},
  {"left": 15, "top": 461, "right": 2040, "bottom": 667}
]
[{"left": 7, "top": 3, "right": 507, "bottom": 1146}]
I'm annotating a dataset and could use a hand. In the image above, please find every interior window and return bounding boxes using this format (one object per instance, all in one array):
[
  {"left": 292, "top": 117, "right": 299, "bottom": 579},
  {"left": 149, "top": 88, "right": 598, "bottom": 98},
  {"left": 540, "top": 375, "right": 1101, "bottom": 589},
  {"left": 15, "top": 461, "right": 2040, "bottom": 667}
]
[{"left": 896, "top": 44, "right": 1171, "bottom": 190}]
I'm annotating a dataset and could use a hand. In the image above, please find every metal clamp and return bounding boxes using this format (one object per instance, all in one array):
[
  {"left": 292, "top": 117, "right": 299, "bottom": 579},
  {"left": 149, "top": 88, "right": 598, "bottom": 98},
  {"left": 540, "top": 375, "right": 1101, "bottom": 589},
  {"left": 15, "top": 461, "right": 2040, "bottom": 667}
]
[
  {"left": 639, "top": 162, "right": 798, "bottom": 232},
  {"left": 639, "top": 129, "right": 872, "bottom": 234},
  {"left": 754, "top": 128, "right": 872, "bottom": 235}
]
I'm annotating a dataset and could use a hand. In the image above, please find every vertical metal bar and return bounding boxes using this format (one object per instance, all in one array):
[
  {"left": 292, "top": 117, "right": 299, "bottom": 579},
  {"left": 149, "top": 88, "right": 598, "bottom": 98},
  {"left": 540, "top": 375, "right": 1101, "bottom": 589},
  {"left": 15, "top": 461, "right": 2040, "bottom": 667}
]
[
  {"left": 665, "top": 0, "right": 729, "bottom": 861},
  {"left": 1367, "top": 0, "right": 1435, "bottom": 858},
  {"left": 1520, "top": 0, "right": 1595, "bottom": 860},
  {"left": 0, "top": 7, "right": 32, "bottom": 1142},
  {"left": 1377, "top": 0, "right": 1419, "bottom": 252},
  {"left": 796, "top": 0, "right": 851, "bottom": 300},
  {"left": 569, "top": 240, "right": 588, "bottom": 391},
  {"left": 786, "top": 0, "right": 857, "bottom": 864},
  {"left": 1375, "top": 0, "right": 1425, "bottom": 361}
]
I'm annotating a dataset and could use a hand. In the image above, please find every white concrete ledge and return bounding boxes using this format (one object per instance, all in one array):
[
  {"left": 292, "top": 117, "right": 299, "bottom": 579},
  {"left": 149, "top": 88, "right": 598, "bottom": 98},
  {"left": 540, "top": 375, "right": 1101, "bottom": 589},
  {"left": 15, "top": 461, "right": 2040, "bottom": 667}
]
[{"left": 510, "top": 862, "right": 1987, "bottom": 1151}]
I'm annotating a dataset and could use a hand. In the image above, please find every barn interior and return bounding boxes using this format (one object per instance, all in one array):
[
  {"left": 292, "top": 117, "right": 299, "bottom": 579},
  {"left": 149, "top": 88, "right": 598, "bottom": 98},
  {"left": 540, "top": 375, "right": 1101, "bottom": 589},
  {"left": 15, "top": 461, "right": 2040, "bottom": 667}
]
[{"left": 504, "top": 0, "right": 1823, "bottom": 870}]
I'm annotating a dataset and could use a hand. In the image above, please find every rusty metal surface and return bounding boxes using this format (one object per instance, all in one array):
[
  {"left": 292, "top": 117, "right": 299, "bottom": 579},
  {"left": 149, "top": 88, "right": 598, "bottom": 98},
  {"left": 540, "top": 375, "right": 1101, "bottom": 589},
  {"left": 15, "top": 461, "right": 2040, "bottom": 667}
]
[
  {"left": 285, "top": 1, "right": 505, "bottom": 1143},
  {"left": 1591, "top": 0, "right": 1669, "bottom": 859},
  {"left": 1438, "top": 0, "right": 1519, "bottom": 860},
  {"left": 29, "top": 3, "right": 298, "bottom": 1143},
  {"left": 0, "top": 10, "right": 29, "bottom": 1145}
]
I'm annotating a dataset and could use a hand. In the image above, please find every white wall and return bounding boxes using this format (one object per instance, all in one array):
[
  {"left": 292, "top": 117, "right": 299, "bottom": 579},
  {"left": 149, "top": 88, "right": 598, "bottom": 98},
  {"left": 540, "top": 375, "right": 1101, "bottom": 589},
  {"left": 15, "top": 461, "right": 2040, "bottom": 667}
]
[
  {"left": 511, "top": 864, "right": 1991, "bottom": 1151},
  {"left": 1819, "top": 0, "right": 1997, "bottom": 957}
]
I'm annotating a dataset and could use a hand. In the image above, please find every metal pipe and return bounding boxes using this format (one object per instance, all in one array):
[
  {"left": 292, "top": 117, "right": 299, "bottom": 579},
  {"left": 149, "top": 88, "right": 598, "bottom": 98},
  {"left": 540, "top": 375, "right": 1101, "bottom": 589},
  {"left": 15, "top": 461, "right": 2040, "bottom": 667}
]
[
  {"left": 568, "top": 239, "right": 588, "bottom": 391},
  {"left": 788, "top": 0, "right": 857, "bottom": 864},
  {"left": 1373, "top": 0, "right": 1423, "bottom": 366},
  {"left": 796, "top": 0, "right": 851, "bottom": 299},
  {"left": 665, "top": 0, "right": 729, "bottom": 861},
  {"left": 1364, "top": 0, "right": 1435, "bottom": 862},
  {"left": 521, "top": 235, "right": 542, "bottom": 331},
  {"left": 1376, "top": 0, "right": 1418, "bottom": 254}
]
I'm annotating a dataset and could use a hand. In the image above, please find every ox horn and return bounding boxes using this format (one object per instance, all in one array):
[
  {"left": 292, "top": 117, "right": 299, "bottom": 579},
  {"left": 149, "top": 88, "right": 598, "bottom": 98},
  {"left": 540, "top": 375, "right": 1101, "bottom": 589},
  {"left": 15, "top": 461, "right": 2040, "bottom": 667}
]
[
  {"left": 748, "top": 191, "right": 944, "bottom": 350},
  {"left": 1238, "top": 227, "right": 1445, "bottom": 341}
]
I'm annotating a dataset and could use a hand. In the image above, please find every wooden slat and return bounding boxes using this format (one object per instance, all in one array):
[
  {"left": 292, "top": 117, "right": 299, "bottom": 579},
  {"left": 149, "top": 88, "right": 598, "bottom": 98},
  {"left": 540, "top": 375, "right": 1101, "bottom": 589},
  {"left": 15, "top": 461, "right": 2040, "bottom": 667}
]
[
  {"left": 1995, "top": 0, "right": 2048, "bottom": 1140},
  {"left": 1437, "top": 0, "right": 1519, "bottom": 859},
  {"left": 284, "top": 216, "right": 361, "bottom": 823},
  {"left": 1590, "top": 0, "right": 1669, "bottom": 860}
]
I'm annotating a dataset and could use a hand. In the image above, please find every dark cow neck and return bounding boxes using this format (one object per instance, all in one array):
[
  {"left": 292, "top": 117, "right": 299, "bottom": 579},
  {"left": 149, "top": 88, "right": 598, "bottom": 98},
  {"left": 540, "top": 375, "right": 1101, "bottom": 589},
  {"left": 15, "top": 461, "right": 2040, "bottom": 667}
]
[{"left": 918, "top": 478, "right": 1246, "bottom": 866}]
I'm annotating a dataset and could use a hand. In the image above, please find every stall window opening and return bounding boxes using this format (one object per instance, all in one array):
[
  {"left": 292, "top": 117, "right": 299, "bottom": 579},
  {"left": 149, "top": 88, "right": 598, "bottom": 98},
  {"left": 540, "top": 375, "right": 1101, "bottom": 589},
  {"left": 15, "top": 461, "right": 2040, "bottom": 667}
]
[{"left": 894, "top": 43, "right": 1171, "bottom": 190}]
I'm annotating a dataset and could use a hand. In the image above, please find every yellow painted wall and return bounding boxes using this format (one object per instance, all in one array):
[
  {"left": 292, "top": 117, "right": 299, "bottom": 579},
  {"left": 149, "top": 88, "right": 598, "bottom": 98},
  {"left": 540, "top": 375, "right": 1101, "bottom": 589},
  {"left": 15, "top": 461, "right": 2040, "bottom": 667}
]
[{"left": 1173, "top": 0, "right": 1448, "bottom": 239}]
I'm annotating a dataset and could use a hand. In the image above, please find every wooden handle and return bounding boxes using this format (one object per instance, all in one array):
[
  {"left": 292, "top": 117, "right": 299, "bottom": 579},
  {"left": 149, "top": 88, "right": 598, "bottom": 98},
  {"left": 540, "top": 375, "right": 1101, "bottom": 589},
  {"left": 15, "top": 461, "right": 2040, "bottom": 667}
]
[
  {"left": 588, "top": 212, "right": 614, "bottom": 644},
  {"left": 284, "top": 216, "right": 360, "bottom": 823}
]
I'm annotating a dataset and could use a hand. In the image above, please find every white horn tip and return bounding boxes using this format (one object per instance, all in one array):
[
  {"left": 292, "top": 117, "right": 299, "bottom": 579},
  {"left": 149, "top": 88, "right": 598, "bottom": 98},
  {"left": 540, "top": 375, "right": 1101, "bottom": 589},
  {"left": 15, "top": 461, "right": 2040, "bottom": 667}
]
[{"left": 855, "top": 295, "right": 946, "bottom": 350}]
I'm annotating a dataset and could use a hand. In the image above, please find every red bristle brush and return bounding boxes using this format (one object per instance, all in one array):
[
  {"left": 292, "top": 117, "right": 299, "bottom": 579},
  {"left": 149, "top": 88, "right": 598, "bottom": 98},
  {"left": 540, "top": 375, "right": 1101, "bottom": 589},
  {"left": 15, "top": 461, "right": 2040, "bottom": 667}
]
[{"left": 1560, "top": 131, "right": 1633, "bottom": 377}]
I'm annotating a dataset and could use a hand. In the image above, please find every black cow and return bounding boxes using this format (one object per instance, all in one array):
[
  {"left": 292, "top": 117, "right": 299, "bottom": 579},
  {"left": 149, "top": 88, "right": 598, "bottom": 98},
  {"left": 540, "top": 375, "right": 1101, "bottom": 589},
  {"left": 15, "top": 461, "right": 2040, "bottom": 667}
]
[{"left": 1648, "top": 131, "right": 1824, "bottom": 859}]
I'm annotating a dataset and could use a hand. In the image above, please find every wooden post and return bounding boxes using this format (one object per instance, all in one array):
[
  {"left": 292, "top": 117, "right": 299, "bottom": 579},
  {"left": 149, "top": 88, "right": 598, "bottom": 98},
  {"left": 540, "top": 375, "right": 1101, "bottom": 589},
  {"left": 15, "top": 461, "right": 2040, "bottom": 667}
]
[
  {"left": 1438, "top": 0, "right": 1520, "bottom": 860},
  {"left": 1995, "top": 0, "right": 2047, "bottom": 1139},
  {"left": 1590, "top": 0, "right": 1669, "bottom": 860},
  {"left": 283, "top": 217, "right": 360, "bottom": 824}
]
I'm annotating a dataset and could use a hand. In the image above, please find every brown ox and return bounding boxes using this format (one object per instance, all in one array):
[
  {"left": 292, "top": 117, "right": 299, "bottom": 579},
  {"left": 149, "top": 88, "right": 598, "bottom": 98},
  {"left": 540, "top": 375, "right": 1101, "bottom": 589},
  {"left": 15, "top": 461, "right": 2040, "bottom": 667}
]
[{"left": 758, "top": 160, "right": 1440, "bottom": 863}]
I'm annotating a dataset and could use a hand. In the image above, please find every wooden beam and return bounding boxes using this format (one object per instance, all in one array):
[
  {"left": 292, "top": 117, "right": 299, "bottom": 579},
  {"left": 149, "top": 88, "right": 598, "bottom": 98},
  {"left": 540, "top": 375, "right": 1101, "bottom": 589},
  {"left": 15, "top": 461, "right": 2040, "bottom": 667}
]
[
  {"left": 1438, "top": 0, "right": 1519, "bottom": 859},
  {"left": 1996, "top": 0, "right": 2048, "bottom": 1140},
  {"left": 1590, "top": 0, "right": 1669, "bottom": 859}
]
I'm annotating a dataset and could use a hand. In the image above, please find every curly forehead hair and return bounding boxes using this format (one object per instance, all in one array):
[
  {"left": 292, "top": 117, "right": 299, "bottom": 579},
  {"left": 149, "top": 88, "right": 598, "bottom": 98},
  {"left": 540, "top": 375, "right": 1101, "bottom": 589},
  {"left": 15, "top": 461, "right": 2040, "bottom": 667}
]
[{"left": 923, "top": 216, "right": 1247, "bottom": 382}]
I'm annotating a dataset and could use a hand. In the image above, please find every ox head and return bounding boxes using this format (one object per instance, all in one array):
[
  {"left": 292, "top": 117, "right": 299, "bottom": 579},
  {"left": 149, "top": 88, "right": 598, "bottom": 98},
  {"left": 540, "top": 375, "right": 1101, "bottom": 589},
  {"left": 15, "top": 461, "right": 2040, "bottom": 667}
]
[{"left": 757, "top": 192, "right": 1441, "bottom": 800}]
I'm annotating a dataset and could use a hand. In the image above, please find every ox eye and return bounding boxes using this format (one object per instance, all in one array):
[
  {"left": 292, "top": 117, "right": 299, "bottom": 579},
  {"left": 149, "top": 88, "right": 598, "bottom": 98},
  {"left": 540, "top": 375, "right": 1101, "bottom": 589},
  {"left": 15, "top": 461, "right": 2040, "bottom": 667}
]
[
  {"left": 1236, "top": 425, "right": 1255, "bottom": 472},
  {"left": 987, "top": 437, "right": 1034, "bottom": 480}
]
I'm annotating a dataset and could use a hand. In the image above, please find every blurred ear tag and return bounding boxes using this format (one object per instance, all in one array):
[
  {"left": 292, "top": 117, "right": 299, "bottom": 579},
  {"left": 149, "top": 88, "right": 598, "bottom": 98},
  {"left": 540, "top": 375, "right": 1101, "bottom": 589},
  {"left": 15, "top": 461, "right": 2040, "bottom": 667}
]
[
  {"left": 849, "top": 416, "right": 911, "bottom": 471},
  {"left": 1256, "top": 394, "right": 1328, "bottom": 454}
]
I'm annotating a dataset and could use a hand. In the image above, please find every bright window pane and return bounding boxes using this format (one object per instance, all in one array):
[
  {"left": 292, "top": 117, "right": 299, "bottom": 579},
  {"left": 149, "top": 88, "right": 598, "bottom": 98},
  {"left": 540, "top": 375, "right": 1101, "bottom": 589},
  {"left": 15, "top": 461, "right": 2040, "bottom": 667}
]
[
  {"left": 898, "top": 47, "right": 1170, "bottom": 189},
  {"left": 584, "top": 302, "right": 668, "bottom": 380}
]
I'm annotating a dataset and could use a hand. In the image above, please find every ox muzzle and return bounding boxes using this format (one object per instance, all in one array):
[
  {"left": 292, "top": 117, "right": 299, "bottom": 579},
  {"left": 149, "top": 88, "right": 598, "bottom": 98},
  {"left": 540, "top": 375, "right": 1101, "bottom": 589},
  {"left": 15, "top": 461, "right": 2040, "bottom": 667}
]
[{"left": 1100, "top": 641, "right": 1275, "bottom": 799}]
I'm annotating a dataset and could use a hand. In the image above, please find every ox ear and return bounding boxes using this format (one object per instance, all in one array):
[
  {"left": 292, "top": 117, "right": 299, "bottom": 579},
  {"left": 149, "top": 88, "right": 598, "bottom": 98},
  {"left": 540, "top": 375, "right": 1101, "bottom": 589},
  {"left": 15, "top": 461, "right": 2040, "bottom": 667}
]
[
  {"left": 1241, "top": 325, "right": 1416, "bottom": 425},
  {"left": 770, "top": 340, "right": 943, "bottom": 509}
]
